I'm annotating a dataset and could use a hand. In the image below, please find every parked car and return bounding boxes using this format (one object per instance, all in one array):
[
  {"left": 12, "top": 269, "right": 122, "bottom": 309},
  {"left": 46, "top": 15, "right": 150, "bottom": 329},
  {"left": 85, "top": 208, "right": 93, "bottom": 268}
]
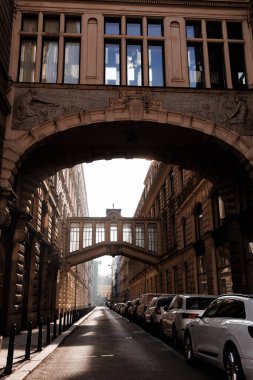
[
  {"left": 145, "top": 294, "right": 175, "bottom": 332},
  {"left": 128, "top": 298, "right": 140, "bottom": 322},
  {"left": 121, "top": 300, "right": 132, "bottom": 317},
  {"left": 160, "top": 294, "right": 217, "bottom": 346},
  {"left": 184, "top": 294, "right": 253, "bottom": 380},
  {"left": 136, "top": 293, "right": 159, "bottom": 325}
]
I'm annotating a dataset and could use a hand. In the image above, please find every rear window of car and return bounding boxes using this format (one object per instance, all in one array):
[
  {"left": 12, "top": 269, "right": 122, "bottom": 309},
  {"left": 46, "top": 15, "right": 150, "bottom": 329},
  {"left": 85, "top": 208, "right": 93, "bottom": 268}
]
[
  {"left": 186, "top": 297, "right": 216, "bottom": 310},
  {"left": 158, "top": 297, "right": 174, "bottom": 307}
]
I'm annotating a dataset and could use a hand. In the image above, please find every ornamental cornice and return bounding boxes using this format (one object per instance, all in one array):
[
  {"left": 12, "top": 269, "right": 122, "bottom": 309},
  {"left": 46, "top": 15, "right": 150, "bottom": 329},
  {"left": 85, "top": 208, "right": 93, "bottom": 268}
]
[
  {"left": 18, "top": 0, "right": 250, "bottom": 9},
  {"left": 83, "top": 0, "right": 249, "bottom": 7}
]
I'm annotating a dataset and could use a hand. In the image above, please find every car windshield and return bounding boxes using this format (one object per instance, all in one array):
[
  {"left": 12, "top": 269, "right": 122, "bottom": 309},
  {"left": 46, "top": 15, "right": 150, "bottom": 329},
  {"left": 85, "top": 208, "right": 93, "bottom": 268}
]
[{"left": 186, "top": 297, "right": 216, "bottom": 310}]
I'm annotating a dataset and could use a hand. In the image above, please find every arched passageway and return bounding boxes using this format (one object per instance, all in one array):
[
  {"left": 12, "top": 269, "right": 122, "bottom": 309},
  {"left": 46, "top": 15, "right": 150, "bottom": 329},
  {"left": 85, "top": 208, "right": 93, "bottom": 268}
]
[{"left": 1, "top": 98, "right": 253, "bottom": 334}]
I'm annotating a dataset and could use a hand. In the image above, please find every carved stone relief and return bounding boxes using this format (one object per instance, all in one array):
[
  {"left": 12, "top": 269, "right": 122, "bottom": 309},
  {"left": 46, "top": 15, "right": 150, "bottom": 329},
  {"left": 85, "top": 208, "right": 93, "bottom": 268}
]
[
  {"left": 13, "top": 89, "right": 84, "bottom": 130},
  {"left": 12, "top": 87, "right": 253, "bottom": 135},
  {"left": 191, "top": 95, "right": 253, "bottom": 135}
]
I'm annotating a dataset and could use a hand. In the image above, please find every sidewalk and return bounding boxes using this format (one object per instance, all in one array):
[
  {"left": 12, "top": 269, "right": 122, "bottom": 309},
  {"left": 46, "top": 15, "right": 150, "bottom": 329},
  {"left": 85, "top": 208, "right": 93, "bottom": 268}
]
[{"left": 0, "top": 309, "right": 95, "bottom": 380}]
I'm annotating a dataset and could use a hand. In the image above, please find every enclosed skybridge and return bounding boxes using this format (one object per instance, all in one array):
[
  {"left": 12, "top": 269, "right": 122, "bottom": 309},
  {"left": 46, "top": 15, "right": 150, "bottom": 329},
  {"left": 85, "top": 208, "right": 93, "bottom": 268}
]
[{"left": 66, "top": 209, "right": 161, "bottom": 266}]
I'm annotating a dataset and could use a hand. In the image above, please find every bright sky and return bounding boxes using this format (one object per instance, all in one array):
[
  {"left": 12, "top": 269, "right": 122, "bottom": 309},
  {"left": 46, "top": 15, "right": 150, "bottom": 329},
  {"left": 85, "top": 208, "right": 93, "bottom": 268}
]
[
  {"left": 83, "top": 158, "right": 151, "bottom": 275},
  {"left": 83, "top": 158, "right": 151, "bottom": 217}
]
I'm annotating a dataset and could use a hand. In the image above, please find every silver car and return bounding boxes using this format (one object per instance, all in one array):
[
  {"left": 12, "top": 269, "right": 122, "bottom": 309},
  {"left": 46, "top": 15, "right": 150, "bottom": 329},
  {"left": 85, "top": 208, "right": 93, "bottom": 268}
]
[
  {"left": 160, "top": 294, "right": 217, "bottom": 347},
  {"left": 145, "top": 294, "right": 175, "bottom": 332}
]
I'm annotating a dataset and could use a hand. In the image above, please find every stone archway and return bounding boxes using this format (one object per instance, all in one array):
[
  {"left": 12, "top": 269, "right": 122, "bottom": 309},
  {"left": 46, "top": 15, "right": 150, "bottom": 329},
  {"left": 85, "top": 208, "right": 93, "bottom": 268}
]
[{"left": 2, "top": 90, "right": 253, "bottom": 214}]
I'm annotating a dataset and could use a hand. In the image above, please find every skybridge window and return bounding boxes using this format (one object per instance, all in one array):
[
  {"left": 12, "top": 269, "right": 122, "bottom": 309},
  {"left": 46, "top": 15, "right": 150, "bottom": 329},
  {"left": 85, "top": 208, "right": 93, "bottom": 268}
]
[
  {"left": 96, "top": 223, "right": 105, "bottom": 243},
  {"left": 83, "top": 223, "right": 92, "bottom": 248},
  {"left": 70, "top": 223, "right": 80, "bottom": 252}
]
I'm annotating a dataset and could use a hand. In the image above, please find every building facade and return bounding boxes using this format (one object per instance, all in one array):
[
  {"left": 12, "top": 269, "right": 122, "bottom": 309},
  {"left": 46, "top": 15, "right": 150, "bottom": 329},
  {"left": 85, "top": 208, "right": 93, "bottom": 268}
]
[
  {"left": 127, "top": 160, "right": 252, "bottom": 299},
  {"left": 1, "top": 0, "right": 253, "bottom": 333}
]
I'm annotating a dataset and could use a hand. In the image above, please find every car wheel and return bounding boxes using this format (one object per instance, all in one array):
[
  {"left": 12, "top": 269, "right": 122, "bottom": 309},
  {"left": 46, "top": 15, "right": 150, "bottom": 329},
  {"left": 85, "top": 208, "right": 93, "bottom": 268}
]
[
  {"left": 172, "top": 325, "right": 178, "bottom": 348},
  {"left": 184, "top": 332, "right": 194, "bottom": 364},
  {"left": 224, "top": 345, "right": 245, "bottom": 380}
]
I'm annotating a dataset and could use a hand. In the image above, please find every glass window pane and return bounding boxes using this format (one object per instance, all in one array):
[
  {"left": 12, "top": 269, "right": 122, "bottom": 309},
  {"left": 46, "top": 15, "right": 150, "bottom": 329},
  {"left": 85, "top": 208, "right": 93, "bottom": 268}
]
[
  {"left": 136, "top": 223, "right": 144, "bottom": 248},
  {"left": 206, "top": 21, "right": 222, "bottom": 39},
  {"left": 110, "top": 223, "right": 118, "bottom": 241},
  {"left": 148, "top": 223, "right": 157, "bottom": 252},
  {"left": 227, "top": 22, "right": 243, "bottom": 40},
  {"left": 148, "top": 44, "right": 164, "bottom": 86},
  {"left": 105, "top": 20, "right": 120, "bottom": 35},
  {"left": 41, "top": 40, "right": 58, "bottom": 83},
  {"left": 22, "top": 15, "right": 38, "bottom": 32},
  {"left": 96, "top": 223, "right": 105, "bottom": 243},
  {"left": 83, "top": 223, "right": 92, "bottom": 248},
  {"left": 127, "top": 20, "right": 142, "bottom": 36},
  {"left": 208, "top": 43, "right": 226, "bottom": 88},
  {"left": 127, "top": 44, "right": 142, "bottom": 86},
  {"left": 186, "top": 21, "right": 202, "bottom": 38},
  {"left": 70, "top": 223, "right": 79, "bottom": 252},
  {"left": 229, "top": 44, "right": 247, "bottom": 88},
  {"left": 19, "top": 39, "right": 37, "bottom": 82},
  {"left": 105, "top": 42, "right": 120, "bottom": 85},
  {"left": 187, "top": 43, "right": 204, "bottom": 88},
  {"left": 123, "top": 223, "right": 132, "bottom": 243},
  {"left": 148, "top": 21, "right": 163, "bottom": 37},
  {"left": 44, "top": 16, "right": 60, "bottom": 33},
  {"left": 65, "top": 18, "right": 81, "bottom": 33},
  {"left": 64, "top": 41, "right": 80, "bottom": 84}
]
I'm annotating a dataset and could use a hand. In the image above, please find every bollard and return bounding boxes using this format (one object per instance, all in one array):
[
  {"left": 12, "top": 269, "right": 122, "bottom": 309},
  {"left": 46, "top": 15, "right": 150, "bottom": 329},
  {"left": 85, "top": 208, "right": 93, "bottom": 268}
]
[
  {"left": 37, "top": 318, "right": 43, "bottom": 352},
  {"left": 4, "top": 323, "right": 16, "bottom": 375},
  {"left": 63, "top": 312, "right": 66, "bottom": 332},
  {"left": 53, "top": 314, "right": 57, "bottom": 340},
  {"left": 58, "top": 312, "right": 62, "bottom": 335},
  {"left": 46, "top": 316, "right": 51, "bottom": 345},
  {"left": 25, "top": 321, "right": 33, "bottom": 360}
]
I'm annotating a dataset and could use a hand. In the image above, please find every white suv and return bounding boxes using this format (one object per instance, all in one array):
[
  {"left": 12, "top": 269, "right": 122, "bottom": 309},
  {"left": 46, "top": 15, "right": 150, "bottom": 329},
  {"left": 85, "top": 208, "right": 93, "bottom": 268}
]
[{"left": 184, "top": 294, "right": 253, "bottom": 380}]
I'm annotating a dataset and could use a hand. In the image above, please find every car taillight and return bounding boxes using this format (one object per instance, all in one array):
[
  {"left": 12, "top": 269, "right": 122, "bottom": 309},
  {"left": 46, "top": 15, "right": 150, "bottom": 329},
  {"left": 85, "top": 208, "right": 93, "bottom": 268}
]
[
  {"left": 182, "top": 313, "right": 199, "bottom": 319},
  {"left": 155, "top": 307, "right": 161, "bottom": 314},
  {"left": 248, "top": 326, "right": 253, "bottom": 338}
]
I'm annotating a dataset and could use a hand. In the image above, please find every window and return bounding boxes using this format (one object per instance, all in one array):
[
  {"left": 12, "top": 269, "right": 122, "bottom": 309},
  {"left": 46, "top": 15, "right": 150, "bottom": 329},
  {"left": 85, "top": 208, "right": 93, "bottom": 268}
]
[
  {"left": 70, "top": 223, "right": 79, "bottom": 252},
  {"left": 19, "top": 13, "right": 81, "bottom": 84},
  {"left": 65, "top": 17, "right": 81, "bottom": 34},
  {"left": 110, "top": 223, "right": 117, "bottom": 241},
  {"left": 136, "top": 223, "right": 145, "bottom": 248},
  {"left": 208, "top": 43, "right": 226, "bottom": 88},
  {"left": 96, "top": 223, "right": 105, "bottom": 243},
  {"left": 41, "top": 40, "right": 58, "bottom": 83},
  {"left": 105, "top": 19, "right": 121, "bottom": 35},
  {"left": 186, "top": 19, "right": 247, "bottom": 89},
  {"left": 148, "top": 44, "right": 164, "bottom": 86},
  {"left": 104, "top": 17, "right": 164, "bottom": 86},
  {"left": 123, "top": 223, "right": 132, "bottom": 243},
  {"left": 148, "top": 20, "right": 163, "bottom": 37},
  {"left": 44, "top": 16, "right": 60, "bottom": 33},
  {"left": 19, "top": 39, "right": 37, "bottom": 82},
  {"left": 126, "top": 19, "right": 142, "bottom": 36},
  {"left": 187, "top": 43, "right": 204, "bottom": 88},
  {"left": 64, "top": 41, "right": 80, "bottom": 84},
  {"left": 105, "top": 42, "right": 120, "bottom": 85},
  {"left": 83, "top": 223, "right": 92, "bottom": 248},
  {"left": 127, "top": 43, "right": 142, "bottom": 86},
  {"left": 148, "top": 223, "right": 157, "bottom": 252}
]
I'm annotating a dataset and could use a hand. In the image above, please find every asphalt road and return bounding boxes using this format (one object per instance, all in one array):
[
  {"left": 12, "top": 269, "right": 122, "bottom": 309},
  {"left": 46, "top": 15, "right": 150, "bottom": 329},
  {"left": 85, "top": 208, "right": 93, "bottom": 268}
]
[{"left": 25, "top": 307, "right": 226, "bottom": 380}]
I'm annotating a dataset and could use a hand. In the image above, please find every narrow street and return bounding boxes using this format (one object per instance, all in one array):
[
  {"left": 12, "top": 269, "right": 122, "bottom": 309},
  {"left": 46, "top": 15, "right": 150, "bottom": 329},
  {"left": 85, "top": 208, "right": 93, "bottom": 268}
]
[{"left": 25, "top": 307, "right": 225, "bottom": 380}]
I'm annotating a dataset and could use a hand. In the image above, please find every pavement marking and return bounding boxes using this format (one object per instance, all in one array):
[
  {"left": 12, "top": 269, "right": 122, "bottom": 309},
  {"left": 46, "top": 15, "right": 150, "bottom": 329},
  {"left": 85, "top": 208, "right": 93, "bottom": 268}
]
[{"left": 101, "top": 354, "right": 114, "bottom": 357}]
